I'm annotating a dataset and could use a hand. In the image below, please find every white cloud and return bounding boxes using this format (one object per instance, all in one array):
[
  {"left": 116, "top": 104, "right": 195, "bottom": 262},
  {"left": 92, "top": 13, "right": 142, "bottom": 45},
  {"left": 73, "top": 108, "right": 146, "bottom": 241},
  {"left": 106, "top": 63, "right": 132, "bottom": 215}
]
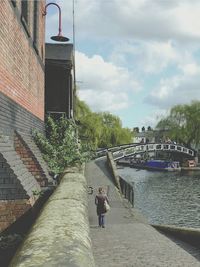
[
  {"left": 142, "top": 42, "right": 179, "bottom": 73},
  {"left": 145, "top": 70, "right": 200, "bottom": 109},
  {"left": 140, "top": 109, "right": 169, "bottom": 128},
  {"left": 45, "top": 0, "right": 200, "bottom": 128},
  {"left": 75, "top": 51, "right": 140, "bottom": 112},
  {"left": 172, "top": 2, "right": 200, "bottom": 40},
  {"left": 78, "top": 90, "right": 129, "bottom": 112},
  {"left": 46, "top": 0, "right": 200, "bottom": 75},
  {"left": 110, "top": 40, "right": 198, "bottom": 75},
  {"left": 55, "top": 0, "right": 200, "bottom": 43},
  {"left": 178, "top": 63, "right": 200, "bottom": 76}
]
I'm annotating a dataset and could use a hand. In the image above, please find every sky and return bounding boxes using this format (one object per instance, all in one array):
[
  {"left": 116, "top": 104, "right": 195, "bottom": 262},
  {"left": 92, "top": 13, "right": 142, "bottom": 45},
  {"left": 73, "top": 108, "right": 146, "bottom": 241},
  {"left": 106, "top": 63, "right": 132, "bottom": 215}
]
[{"left": 45, "top": 0, "right": 200, "bottom": 129}]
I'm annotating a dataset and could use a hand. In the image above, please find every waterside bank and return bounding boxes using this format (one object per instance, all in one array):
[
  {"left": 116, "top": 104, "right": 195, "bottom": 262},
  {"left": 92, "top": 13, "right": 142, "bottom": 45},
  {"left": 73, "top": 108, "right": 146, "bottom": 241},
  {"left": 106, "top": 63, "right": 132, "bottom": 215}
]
[
  {"left": 6, "top": 156, "right": 200, "bottom": 267},
  {"left": 86, "top": 158, "right": 200, "bottom": 266}
]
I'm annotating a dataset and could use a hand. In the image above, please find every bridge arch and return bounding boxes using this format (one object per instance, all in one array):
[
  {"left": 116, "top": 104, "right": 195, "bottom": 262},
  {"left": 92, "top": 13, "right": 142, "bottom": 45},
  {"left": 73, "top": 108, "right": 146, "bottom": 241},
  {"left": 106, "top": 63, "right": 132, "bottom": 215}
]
[{"left": 110, "top": 143, "right": 195, "bottom": 161}]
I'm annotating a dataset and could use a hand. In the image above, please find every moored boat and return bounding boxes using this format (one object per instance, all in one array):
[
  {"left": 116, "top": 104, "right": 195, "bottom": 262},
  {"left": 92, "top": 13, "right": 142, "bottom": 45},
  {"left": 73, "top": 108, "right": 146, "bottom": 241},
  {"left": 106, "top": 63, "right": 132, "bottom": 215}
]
[
  {"left": 130, "top": 159, "right": 181, "bottom": 171},
  {"left": 145, "top": 160, "right": 181, "bottom": 171}
]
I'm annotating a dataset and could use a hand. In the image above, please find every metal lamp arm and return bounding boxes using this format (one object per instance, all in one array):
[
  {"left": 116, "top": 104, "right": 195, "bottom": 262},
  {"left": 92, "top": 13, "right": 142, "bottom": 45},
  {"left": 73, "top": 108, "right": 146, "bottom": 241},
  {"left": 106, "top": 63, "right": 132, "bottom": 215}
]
[{"left": 43, "top": 2, "right": 62, "bottom": 35}]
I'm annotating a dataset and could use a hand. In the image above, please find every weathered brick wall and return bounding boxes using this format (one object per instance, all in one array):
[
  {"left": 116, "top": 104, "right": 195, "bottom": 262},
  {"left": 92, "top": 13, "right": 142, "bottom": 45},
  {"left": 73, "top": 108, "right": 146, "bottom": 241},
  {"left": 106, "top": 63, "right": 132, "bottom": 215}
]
[
  {"left": 0, "top": 199, "right": 31, "bottom": 232},
  {"left": 14, "top": 132, "right": 48, "bottom": 187},
  {"left": 0, "top": 92, "right": 44, "bottom": 135},
  {"left": 0, "top": 138, "right": 41, "bottom": 232},
  {"left": 0, "top": 1, "right": 48, "bottom": 233},
  {"left": 0, "top": 0, "right": 45, "bottom": 122}
]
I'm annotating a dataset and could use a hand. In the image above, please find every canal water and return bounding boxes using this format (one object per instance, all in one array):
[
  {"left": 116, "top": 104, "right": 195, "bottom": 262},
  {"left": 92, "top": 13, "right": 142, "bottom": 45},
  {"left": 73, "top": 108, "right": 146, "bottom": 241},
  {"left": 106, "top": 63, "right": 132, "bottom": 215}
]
[{"left": 117, "top": 167, "right": 200, "bottom": 228}]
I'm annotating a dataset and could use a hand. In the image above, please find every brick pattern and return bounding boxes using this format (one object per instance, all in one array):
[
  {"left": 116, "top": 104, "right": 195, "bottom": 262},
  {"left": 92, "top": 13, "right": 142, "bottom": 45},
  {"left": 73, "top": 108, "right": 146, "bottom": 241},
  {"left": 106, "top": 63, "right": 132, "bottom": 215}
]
[
  {"left": 0, "top": 0, "right": 45, "bottom": 120},
  {"left": 0, "top": 1, "right": 47, "bottom": 233},
  {"left": 0, "top": 134, "right": 41, "bottom": 199},
  {"left": 0, "top": 155, "right": 28, "bottom": 200},
  {"left": 0, "top": 134, "right": 41, "bottom": 232},
  {"left": 0, "top": 199, "right": 31, "bottom": 232},
  {"left": 14, "top": 132, "right": 49, "bottom": 187},
  {"left": 0, "top": 92, "right": 44, "bottom": 135},
  {"left": 18, "top": 132, "right": 54, "bottom": 185}
]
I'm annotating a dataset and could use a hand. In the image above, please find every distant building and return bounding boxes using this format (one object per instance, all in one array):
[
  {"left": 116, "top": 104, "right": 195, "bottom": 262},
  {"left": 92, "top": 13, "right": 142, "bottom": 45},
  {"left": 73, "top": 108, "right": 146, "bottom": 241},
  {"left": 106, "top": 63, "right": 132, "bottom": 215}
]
[{"left": 132, "top": 127, "right": 155, "bottom": 143}]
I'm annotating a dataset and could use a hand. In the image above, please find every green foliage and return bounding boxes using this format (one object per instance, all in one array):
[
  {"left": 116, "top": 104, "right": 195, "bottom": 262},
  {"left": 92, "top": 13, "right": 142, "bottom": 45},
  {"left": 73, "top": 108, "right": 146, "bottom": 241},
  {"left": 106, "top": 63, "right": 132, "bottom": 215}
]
[
  {"left": 76, "top": 98, "right": 132, "bottom": 148},
  {"left": 32, "top": 190, "right": 44, "bottom": 197},
  {"left": 97, "top": 112, "right": 132, "bottom": 147},
  {"left": 33, "top": 116, "right": 92, "bottom": 174},
  {"left": 156, "top": 100, "right": 200, "bottom": 147},
  {"left": 76, "top": 99, "right": 102, "bottom": 149},
  {"left": 76, "top": 98, "right": 91, "bottom": 117}
]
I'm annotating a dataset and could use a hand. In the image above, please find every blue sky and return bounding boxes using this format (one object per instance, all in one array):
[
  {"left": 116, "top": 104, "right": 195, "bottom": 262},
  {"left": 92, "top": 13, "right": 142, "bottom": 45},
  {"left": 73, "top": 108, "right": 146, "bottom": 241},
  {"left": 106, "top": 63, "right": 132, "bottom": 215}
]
[{"left": 46, "top": 0, "right": 200, "bottom": 129}]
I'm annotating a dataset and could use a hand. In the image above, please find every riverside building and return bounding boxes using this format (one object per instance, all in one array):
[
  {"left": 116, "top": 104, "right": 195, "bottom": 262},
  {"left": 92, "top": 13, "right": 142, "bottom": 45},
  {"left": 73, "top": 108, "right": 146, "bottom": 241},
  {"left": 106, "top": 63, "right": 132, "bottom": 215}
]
[{"left": 0, "top": 1, "right": 74, "bottom": 232}]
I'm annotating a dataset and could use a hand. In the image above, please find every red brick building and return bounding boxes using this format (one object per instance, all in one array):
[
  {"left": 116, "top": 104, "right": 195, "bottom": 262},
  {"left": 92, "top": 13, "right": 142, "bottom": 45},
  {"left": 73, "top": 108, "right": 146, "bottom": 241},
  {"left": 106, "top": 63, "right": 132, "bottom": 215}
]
[
  {"left": 0, "top": 0, "right": 45, "bottom": 133},
  {"left": 0, "top": 0, "right": 53, "bottom": 232}
]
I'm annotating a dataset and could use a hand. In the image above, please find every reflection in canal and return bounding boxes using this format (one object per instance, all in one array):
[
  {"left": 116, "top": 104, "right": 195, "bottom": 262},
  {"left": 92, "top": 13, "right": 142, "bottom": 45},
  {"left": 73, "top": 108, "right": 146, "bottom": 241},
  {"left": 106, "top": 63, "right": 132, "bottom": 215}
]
[{"left": 117, "top": 167, "right": 200, "bottom": 228}]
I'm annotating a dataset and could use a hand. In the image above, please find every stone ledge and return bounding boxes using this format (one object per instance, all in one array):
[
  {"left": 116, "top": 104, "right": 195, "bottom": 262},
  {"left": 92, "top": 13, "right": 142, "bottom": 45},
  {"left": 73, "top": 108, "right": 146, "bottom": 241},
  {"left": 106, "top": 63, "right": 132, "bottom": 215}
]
[
  {"left": 153, "top": 224, "right": 200, "bottom": 247},
  {"left": 9, "top": 167, "right": 95, "bottom": 267}
]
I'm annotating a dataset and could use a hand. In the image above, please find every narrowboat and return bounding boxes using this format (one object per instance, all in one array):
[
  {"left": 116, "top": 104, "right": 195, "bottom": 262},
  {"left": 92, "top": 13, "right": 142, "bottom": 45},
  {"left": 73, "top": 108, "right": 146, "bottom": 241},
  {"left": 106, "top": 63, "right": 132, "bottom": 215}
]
[{"left": 130, "top": 159, "right": 181, "bottom": 171}]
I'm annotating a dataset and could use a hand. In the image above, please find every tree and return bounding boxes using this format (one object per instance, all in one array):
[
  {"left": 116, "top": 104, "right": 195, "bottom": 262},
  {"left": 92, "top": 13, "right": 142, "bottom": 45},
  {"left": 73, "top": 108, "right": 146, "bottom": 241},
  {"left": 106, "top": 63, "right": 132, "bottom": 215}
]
[
  {"left": 133, "top": 127, "right": 139, "bottom": 133},
  {"left": 156, "top": 101, "right": 200, "bottom": 147},
  {"left": 76, "top": 98, "right": 91, "bottom": 118},
  {"left": 76, "top": 99, "right": 102, "bottom": 149},
  {"left": 76, "top": 99, "right": 132, "bottom": 148},
  {"left": 98, "top": 112, "right": 132, "bottom": 147}
]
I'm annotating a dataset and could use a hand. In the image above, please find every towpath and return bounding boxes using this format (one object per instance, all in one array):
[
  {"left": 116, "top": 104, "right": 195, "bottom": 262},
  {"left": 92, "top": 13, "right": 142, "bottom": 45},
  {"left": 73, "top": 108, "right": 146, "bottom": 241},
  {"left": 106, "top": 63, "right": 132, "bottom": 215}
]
[{"left": 85, "top": 159, "right": 200, "bottom": 267}]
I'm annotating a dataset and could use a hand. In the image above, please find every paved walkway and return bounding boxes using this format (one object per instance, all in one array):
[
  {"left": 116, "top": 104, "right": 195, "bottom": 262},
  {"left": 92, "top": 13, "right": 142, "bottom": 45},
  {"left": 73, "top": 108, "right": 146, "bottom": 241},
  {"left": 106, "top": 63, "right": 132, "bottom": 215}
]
[{"left": 85, "top": 159, "right": 200, "bottom": 267}]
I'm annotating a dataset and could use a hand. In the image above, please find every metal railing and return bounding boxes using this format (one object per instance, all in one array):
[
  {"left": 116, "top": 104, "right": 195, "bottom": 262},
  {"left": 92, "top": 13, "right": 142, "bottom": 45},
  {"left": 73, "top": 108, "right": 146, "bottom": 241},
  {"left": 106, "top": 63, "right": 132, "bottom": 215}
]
[
  {"left": 96, "top": 143, "right": 195, "bottom": 160},
  {"left": 119, "top": 176, "right": 134, "bottom": 207},
  {"left": 113, "top": 143, "right": 195, "bottom": 160}
]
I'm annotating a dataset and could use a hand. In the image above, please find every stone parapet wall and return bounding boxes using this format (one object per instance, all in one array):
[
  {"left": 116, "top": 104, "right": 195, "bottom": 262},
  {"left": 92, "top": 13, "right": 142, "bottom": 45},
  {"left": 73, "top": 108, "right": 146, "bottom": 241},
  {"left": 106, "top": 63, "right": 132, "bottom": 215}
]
[
  {"left": 106, "top": 151, "right": 121, "bottom": 192},
  {"left": 10, "top": 166, "right": 95, "bottom": 267}
]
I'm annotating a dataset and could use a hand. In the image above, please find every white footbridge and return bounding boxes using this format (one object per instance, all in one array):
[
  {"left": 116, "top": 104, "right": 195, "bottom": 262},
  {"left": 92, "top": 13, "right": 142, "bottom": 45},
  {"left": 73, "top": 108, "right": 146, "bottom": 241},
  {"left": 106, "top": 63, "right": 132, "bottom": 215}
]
[{"left": 96, "top": 143, "right": 195, "bottom": 161}]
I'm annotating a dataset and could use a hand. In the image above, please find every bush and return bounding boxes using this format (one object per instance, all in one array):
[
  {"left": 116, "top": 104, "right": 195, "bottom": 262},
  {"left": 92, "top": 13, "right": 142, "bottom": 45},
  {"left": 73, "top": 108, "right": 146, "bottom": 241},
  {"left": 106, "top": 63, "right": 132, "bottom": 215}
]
[{"left": 33, "top": 116, "right": 92, "bottom": 174}]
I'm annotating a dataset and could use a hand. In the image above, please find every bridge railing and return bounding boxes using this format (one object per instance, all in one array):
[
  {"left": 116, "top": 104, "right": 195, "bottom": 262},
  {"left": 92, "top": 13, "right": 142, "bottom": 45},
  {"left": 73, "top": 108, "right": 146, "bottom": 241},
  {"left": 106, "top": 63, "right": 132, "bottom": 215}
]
[
  {"left": 95, "top": 143, "right": 140, "bottom": 158},
  {"left": 112, "top": 143, "right": 195, "bottom": 161}
]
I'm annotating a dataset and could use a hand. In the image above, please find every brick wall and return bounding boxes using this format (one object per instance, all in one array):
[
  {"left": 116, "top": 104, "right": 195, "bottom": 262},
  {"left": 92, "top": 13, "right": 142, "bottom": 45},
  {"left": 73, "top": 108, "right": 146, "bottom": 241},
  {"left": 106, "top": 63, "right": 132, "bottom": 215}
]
[
  {"left": 0, "top": 1, "right": 49, "bottom": 233},
  {"left": 14, "top": 132, "right": 48, "bottom": 187},
  {"left": 0, "top": 133, "right": 41, "bottom": 232},
  {"left": 0, "top": 199, "right": 31, "bottom": 232},
  {"left": 0, "top": 92, "right": 44, "bottom": 135},
  {"left": 0, "top": 0, "right": 45, "bottom": 122}
]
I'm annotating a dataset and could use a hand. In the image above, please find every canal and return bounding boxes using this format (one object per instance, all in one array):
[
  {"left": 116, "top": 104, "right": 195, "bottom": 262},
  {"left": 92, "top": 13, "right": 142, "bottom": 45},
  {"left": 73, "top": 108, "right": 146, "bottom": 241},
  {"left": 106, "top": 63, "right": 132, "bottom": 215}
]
[{"left": 117, "top": 167, "right": 200, "bottom": 228}]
